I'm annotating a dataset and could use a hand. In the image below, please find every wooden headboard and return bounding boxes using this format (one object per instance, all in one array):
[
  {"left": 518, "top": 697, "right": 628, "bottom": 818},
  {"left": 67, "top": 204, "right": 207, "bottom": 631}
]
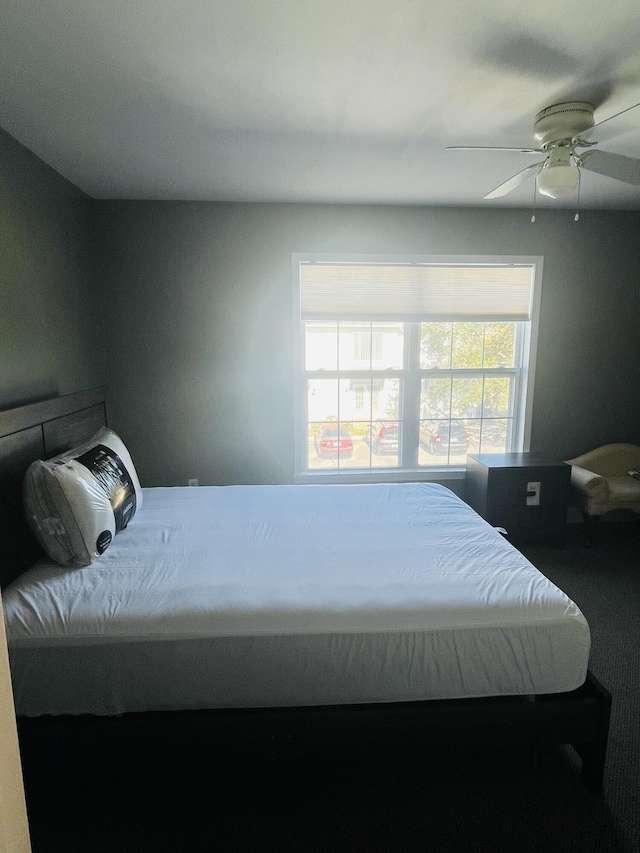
[{"left": 0, "top": 387, "right": 107, "bottom": 588}]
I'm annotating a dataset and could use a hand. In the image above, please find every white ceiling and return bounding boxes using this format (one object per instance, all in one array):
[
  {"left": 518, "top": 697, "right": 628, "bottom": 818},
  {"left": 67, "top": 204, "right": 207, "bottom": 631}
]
[{"left": 2, "top": 0, "right": 640, "bottom": 208}]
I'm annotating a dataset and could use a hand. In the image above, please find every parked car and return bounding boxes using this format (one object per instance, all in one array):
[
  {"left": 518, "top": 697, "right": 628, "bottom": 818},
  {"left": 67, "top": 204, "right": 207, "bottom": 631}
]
[
  {"left": 314, "top": 424, "right": 354, "bottom": 459},
  {"left": 369, "top": 422, "right": 399, "bottom": 455},
  {"left": 420, "top": 420, "right": 470, "bottom": 455}
]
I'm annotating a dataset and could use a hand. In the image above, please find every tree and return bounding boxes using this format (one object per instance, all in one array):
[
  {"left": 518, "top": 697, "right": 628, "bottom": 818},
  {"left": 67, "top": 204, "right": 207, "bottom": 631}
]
[{"left": 420, "top": 322, "right": 514, "bottom": 419}]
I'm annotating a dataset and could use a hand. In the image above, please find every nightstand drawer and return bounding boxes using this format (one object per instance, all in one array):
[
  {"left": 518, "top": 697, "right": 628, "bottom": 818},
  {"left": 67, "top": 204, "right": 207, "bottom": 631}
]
[
  {"left": 490, "top": 469, "right": 569, "bottom": 509},
  {"left": 465, "top": 453, "right": 570, "bottom": 547},
  {"left": 488, "top": 505, "right": 565, "bottom": 530},
  {"left": 491, "top": 506, "right": 567, "bottom": 546}
]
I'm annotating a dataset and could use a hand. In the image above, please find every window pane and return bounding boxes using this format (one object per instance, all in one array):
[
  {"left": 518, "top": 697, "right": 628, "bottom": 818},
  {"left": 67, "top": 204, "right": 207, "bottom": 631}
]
[
  {"left": 482, "top": 376, "right": 512, "bottom": 417},
  {"left": 447, "top": 420, "right": 472, "bottom": 465},
  {"left": 420, "top": 323, "right": 452, "bottom": 369},
  {"left": 339, "top": 377, "right": 358, "bottom": 421},
  {"left": 337, "top": 322, "right": 405, "bottom": 370},
  {"left": 339, "top": 322, "right": 371, "bottom": 370},
  {"left": 483, "top": 323, "right": 516, "bottom": 368},
  {"left": 305, "top": 322, "right": 337, "bottom": 371},
  {"left": 418, "top": 419, "right": 470, "bottom": 465},
  {"left": 420, "top": 378, "right": 451, "bottom": 419},
  {"left": 369, "top": 420, "right": 400, "bottom": 468},
  {"left": 343, "top": 378, "right": 371, "bottom": 420},
  {"left": 372, "top": 331, "right": 383, "bottom": 362},
  {"left": 452, "top": 323, "right": 483, "bottom": 368},
  {"left": 310, "top": 378, "right": 394, "bottom": 425},
  {"left": 308, "top": 422, "right": 335, "bottom": 469},
  {"left": 451, "top": 378, "right": 483, "bottom": 418},
  {"left": 480, "top": 419, "right": 509, "bottom": 453},
  {"left": 354, "top": 384, "right": 366, "bottom": 413},
  {"left": 308, "top": 421, "right": 355, "bottom": 469},
  {"left": 372, "top": 378, "right": 401, "bottom": 420},
  {"left": 308, "top": 379, "right": 338, "bottom": 423},
  {"left": 465, "top": 418, "right": 481, "bottom": 454},
  {"left": 372, "top": 323, "right": 404, "bottom": 369},
  {"left": 349, "top": 420, "right": 372, "bottom": 468}
]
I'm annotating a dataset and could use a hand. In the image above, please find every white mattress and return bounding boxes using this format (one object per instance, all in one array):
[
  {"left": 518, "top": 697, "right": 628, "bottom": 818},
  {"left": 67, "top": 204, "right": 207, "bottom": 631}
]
[{"left": 3, "top": 483, "right": 590, "bottom": 716}]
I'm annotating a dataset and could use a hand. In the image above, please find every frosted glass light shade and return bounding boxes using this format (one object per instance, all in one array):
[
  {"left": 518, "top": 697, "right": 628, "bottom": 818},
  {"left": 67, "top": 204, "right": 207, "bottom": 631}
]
[{"left": 537, "top": 162, "right": 580, "bottom": 199}]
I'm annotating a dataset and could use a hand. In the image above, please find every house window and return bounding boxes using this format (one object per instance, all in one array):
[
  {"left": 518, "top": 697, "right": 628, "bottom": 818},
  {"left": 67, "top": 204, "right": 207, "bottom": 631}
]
[
  {"left": 294, "top": 255, "right": 541, "bottom": 478},
  {"left": 353, "top": 332, "right": 368, "bottom": 361},
  {"left": 372, "top": 331, "right": 383, "bottom": 361}
]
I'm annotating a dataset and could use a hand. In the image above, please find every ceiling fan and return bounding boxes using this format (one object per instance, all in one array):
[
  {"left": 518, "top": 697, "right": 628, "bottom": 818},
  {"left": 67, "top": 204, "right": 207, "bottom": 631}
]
[{"left": 447, "top": 101, "right": 640, "bottom": 199}]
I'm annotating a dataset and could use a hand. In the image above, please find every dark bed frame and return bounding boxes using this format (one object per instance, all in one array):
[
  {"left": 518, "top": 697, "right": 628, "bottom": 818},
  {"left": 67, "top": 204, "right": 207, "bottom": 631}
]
[{"left": 0, "top": 388, "right": 612, "bottom": 793}]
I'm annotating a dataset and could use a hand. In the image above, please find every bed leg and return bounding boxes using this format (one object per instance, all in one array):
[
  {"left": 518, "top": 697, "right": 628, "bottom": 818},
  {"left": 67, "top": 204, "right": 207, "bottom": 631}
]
[
  {"left": 575, "top": 742, "right": 606, "bottom": 794},
  {"left": 575, "top": 672, "right": 612, "bottom": 795}
]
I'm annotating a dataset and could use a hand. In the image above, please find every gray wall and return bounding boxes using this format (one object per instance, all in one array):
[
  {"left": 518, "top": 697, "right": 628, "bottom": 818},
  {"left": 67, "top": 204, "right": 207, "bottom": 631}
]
[
  {"left": 0, "top": 128, "right": 102, "bottom": 410},
  {"left": 2, "top": 120, "right": 638, "bottom": 488},
  {"left": 93, "top": 201, "right": 640, "bottom": 487}
]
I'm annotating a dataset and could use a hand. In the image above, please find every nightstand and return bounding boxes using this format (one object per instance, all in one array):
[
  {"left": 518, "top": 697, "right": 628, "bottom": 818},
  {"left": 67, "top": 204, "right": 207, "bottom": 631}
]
[{"left": 465, "top": 453, "right": 571, "bottom": 547}]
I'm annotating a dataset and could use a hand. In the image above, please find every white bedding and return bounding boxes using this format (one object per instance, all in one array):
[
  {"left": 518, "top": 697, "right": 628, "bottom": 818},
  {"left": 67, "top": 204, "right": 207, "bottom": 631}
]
[{"left": 3, "top": 483, "right": 590, "bottom": 716}]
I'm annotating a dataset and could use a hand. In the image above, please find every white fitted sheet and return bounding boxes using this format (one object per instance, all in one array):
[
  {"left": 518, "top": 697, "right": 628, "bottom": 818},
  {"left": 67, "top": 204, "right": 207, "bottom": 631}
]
[{"left": 4, "top": 483, "right": 590, "bottom": 716}]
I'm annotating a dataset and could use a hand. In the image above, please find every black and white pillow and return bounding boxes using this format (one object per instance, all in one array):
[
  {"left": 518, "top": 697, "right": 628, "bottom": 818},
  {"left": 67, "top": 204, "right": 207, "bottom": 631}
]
[{"left": 23, "top": 428, "right": 143, "bottom": 567}]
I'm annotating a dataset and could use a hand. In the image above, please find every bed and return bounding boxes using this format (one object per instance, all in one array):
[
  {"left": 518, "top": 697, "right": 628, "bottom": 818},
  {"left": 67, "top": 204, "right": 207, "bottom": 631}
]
[{"left": 0, "top": 388, "right": 611, "bottom": 792}]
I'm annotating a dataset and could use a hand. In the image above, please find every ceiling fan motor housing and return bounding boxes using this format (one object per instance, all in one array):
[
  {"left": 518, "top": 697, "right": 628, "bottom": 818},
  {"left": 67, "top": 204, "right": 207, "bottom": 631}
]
[{"left": 534, "top": 102, "right": 595, "bottom": 148}]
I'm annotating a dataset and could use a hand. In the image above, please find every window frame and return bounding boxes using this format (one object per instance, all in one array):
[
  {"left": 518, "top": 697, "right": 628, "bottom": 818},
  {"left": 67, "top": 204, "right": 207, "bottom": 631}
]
[{"left": 293, "top": 254, "right": 543, "bottom": 483}]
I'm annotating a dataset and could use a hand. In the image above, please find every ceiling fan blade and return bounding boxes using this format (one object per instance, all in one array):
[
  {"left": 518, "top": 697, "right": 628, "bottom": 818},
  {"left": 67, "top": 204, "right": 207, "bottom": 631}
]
[
  {"left": 580, "top": 150, "right": 640, "bottom": 185},
  {"left": 583, "top": 101, "right": 640, "bottom": 143},
  {"left": 446, "top": 146, "right": 543, "bottom": 153},
  {"left": 483, "top": 162, "right": 546, "bottom": 199}
]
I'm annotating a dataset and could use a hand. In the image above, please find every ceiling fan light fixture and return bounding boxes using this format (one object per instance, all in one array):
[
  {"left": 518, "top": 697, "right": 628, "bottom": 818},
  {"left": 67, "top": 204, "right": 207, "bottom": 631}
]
[
  {"left": 454, "top": 100, "right": 640, "bottom": 203},
  {"left": 536, "top": 148, "right": 580, "bottom": 199}
]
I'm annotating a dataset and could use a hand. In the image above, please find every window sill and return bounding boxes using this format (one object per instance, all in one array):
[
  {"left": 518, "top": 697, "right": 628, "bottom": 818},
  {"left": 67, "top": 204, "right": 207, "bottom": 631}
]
[{"left": 294, "top": 467, "right": 466, "bottom": 485}]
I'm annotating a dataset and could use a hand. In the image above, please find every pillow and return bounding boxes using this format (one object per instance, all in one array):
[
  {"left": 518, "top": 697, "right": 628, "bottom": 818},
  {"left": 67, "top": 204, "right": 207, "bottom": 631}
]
[{"left": 23, "top": 427, "right": 143, "bottom": 568}]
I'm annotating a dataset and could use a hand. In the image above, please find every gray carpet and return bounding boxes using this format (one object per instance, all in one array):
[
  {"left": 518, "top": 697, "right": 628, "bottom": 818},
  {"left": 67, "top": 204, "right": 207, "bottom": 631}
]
[
  {"left": 521, "top": 521, "right": 640, "bottom": 853},
  {"left": 19, "top": 521, "right": 640, "bottom": 853}
]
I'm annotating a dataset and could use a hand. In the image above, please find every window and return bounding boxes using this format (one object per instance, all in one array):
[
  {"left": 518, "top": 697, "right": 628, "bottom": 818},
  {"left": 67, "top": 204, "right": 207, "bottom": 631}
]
[
  {"left": 294, "top": 255, "right": 541, "bottom": 479},
  {"left": 352, "top": 332, "right": 369, "bottom": 361}
]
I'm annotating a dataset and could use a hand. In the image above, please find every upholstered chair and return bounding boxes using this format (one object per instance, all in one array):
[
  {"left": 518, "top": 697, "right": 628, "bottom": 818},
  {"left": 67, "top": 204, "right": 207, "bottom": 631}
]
[{"left": 565, "top": 443, "right": 640, "bottom": 544}]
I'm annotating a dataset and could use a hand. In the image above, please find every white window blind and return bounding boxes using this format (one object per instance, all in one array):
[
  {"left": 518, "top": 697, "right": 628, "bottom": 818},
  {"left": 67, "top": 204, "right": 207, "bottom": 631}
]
[{"left": 300, "top": 263, "right": 535, "bottom": 322}]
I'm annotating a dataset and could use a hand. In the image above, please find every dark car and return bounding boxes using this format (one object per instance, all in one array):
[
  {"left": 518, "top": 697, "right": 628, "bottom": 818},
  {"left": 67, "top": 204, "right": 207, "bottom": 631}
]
[
  {"left": 369, "top": 422, "right": 399, "bottom": 455},
  {"left": 314, "top": 424, "right": 354, "bottom": 459},
  {"left": 420, "top": 420, "right": 470, "bottom": 455}
]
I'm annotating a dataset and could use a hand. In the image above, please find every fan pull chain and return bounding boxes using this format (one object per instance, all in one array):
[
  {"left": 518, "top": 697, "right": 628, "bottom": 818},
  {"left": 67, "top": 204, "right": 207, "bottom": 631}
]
[
  {"left": 575, "top": 169, "right": 581, "bottom": 221},
  {"left": 531, "top": 179, "right": 537, "bottom": 222}
]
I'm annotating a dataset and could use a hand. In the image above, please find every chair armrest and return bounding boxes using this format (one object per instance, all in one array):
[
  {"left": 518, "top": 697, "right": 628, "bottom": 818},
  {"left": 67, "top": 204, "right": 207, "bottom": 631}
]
[{"left": 568, "top": 464, "right": 609, "bottom": 501}]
